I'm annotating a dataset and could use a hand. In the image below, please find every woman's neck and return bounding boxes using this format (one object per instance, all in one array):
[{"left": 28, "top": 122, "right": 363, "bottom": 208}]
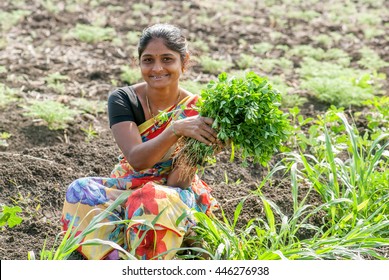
[{"left": 145, "top": 84, "right": 181, "bottom": 110}]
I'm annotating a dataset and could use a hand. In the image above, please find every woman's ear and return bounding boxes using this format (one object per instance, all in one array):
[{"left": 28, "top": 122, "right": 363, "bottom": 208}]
[{"left": 182, "top": 52, "right": 190, "bottom": 72}]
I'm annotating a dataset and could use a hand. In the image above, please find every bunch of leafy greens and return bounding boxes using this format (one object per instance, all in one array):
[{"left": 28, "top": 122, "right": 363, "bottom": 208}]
[{"left": 175, "top": 71, "right": 290, "bottom": 177}]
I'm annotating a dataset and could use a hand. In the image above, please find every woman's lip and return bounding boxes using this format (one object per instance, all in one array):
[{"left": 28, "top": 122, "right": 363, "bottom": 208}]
[{"left": 150, "top": 74, "right": 170, "bottom": 79}]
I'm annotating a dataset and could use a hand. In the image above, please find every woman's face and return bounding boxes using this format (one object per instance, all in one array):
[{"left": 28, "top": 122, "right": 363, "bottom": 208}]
[{"left": 139, "top": 38, "right": 184, "bottom": 89}]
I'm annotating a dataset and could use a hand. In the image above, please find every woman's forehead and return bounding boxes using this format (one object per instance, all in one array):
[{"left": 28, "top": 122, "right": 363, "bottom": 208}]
[{"left": 141, "top": 38, "right": 179, "bottom": 56}]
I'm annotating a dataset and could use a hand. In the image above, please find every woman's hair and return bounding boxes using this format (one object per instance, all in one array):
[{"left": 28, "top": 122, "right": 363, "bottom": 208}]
[{"left": 138, "top": 23, "right": 188, "bottom": 63}]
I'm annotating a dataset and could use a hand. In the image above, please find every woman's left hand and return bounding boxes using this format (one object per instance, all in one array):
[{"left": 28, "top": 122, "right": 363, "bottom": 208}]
[{"left": 173, "top": 116, "right": 218, "bottom": 146}]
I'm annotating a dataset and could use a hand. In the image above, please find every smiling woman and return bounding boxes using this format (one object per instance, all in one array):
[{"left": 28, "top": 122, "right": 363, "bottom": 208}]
[{"left": 60, "top": 23, "right": 219, "bottom": 260}]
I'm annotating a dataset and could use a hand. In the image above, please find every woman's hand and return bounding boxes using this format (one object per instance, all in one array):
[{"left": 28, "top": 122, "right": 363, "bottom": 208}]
[{"left": 173, "top": 116, "right": 218, "bottom": 146}]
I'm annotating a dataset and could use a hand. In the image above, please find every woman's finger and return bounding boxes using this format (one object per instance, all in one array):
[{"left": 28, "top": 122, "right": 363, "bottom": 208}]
[
  {"left": 196, "top": 134, "right": 213, "bottom": 146},
  {"left": 200, "top": 124, "right": 217, "bottom": 140},
  {"left": 201, "top": 116, "right": 214, "bottom": 125}
]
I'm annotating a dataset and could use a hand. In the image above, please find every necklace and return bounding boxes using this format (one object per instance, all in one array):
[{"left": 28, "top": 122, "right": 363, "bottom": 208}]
[{"left": 146, "top": 90, "right": 181, "bottom": 128}]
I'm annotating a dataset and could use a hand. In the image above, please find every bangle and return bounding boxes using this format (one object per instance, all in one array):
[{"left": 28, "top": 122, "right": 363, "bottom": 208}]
[{"left": 171, "top": 120, "right": 179, "bottom": 138}]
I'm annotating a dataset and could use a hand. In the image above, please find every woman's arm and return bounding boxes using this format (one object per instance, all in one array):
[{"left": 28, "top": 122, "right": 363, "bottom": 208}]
[{"left": 111, "top": 116, "right": 217, "bottom": 171}]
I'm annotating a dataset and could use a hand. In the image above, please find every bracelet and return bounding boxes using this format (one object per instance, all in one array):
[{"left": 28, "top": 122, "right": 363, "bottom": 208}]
[{"left": 171, "top": 120, "right": 180, "bottom": 138}]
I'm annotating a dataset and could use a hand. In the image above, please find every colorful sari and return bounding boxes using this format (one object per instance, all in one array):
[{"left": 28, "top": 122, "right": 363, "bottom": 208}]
[{"left": 61, "top": 95, "right": 218, "bottom": 260}]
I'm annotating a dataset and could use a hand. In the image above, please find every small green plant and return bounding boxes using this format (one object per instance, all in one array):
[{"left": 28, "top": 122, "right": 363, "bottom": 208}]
[
  {"left": 126, "top": 31, "right": 141, "bottom": 45},
  {"left": 258, "top": 58, "right": 293, "bottom": 74},
  {"left": 198, "top": 56, "right": 233, "bottom": 75},
  {"left": 312, "top": 34, "right": 334, "bottom": 49},
  {"left": 180, "top": 80, "right": 206, "bottom": 95},
  {"left": 0, "top": 83, "right": 18, "bottom": 108},
  {"left": 288, "top": 9, "right": 320, "bottom": 21},
  {"left": 358, "top": 47, "right": 389, "bottom": 71},
  {"left": 0, "top": 204, "right": 23, "bottom": 229},
  {"left": 71, "top": 98, "right": 106, "bottom": 115},
  {"left": 298, "top": 58, "right": 384, "bottom": 107},
  {"left": 120, "top": 65, "right": 142, "bottom": 85},
  {"left": 40, "top": 0, "right": 61, "bottom": 14},
  {"left": 323, "top": 48, "right": 350, "bottom": 66},
  {"left": 252, "top": 42, "right": 273, "bottom": 55},
  {"left": 0, "top": 10, "right": 31, "bottom": 31},
  {"left": 81, "top": 124, "right": 99, "bottom": 142},
  {"left": 45, "top": 72, "right": 69, "bottom": 94},
  {"left": 300, "top": 77, "right": 374, "bottom": 107},
  {"left": 132, "top": 3, "right": 149, "bottom": 12},
  {"left": 69, "top": 24, "right": 116, "bottom": 43},
  {"left": 361, "top": 96, "right": 389, "bottom": 137},
  {"left": 23, "top": 100, "right": 80, "bottom": 130},
  {"left": 235, "top": 53, "right": 258, "bottom": 69},
  {"left": 190, "top": 39, "right": 210, "bottom": 53},
  {"left": 0, "top": 132, "right": 12, "bottom": 148},
  {"left": 363, "top": 27, "right": 385, "bottom": 40},
  {"left": 268, "top": 76, "right": 307, "bottom": 108},
  {"left": 287, "top": 45, "right": 326, "bottom": 60}
]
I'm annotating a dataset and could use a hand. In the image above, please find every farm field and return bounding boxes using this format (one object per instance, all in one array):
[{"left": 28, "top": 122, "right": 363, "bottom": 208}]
[{"left": 0, "top": 0, "right": 388, "bottom": 260}]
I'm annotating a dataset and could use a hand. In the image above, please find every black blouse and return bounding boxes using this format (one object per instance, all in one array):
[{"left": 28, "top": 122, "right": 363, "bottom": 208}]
[{"left": 107, "top": 86, "right": 146, "bottom": 127}]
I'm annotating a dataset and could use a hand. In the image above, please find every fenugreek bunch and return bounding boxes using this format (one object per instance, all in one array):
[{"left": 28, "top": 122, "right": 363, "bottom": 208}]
[{"left": 175, "top": 71, "right": 291, "bottom": 179}]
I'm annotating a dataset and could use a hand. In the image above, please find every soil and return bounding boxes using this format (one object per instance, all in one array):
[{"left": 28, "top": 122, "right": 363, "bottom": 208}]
[{"left": 0, "top": 0, "right": 387, "bottom": 260}]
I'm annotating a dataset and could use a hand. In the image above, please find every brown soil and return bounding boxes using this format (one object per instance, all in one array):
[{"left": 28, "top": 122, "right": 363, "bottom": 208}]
[{"left": 0, "top": 0, "right": 387, "bottom": 260}]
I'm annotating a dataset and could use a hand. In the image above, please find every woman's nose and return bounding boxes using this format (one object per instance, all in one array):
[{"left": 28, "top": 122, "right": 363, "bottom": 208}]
[{"left": 152, "top": 61, "right": 163, "bottom": 72}]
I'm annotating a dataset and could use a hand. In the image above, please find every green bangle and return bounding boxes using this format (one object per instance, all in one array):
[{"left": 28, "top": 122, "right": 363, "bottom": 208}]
[{"left": 171, "top": 121, "right": 179, "bottom": 137}]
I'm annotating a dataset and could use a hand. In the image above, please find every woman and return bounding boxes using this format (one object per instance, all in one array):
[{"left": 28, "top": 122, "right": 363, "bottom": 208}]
[{"left": 61, "top": 23, "right": 219, "bottom": 260}]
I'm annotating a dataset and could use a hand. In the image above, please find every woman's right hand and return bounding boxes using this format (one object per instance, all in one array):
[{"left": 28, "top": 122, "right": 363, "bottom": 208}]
[{"left": 173, "top": 115, "right": 218, "bottom": 146}]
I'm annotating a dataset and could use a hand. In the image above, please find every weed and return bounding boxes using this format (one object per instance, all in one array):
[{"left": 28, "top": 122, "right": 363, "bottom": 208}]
[
  {"left": 0, "top": 83, "right": 18, "bottom": 108},
  {"left": 358, "top": 47, "right": 389, "bottom": 71},
  {"left": 0, "top": 204, "right": 23, "bottom": 229},
  {"left": 71, "top": 98, "right": 106, "bottom": 115},
  {"left": 0, "top": 132, "right": 12, "bottom": 148},
  {"left": 191, "top": 39, "right": 210, "bottom": 53},
  {"left": 0, "top": 10, "right": 30, "bottom": 31},
  {"left": 288, "top": 9, "right": 320, "bottom": 21},
  {"left": 235, "top": 54, "right": 258, "bottom": 69},
  {"left": 252, "top": 42, "right": 273, "bottom": 55},
  {"left": 126, "top": 31, "right": 141, "bottom": 45},
  {"left": 300, "top": 77, "right": 373, "bottom": 107},
  {"left": 298, "top": 58, "right": 384, "bottom": 107},
  {"left": 132, "top": 3, "right": 149, "bottom": 12},
  {"left": 69, "top": 24, "right": 116, "bottom": 43},
  {"left": 198, "top": 56, "right": 233, "bottom": 75},
  {"left": 361, "top": 96, "right": 389, "bottom": 136},
  {"left": 287, "top": 45, "right": 326, "bottom": 61},
  {"left": 120, "top": 66, "right": 142, "bottom": 85},
  {"left": 180, "top": 80, "right": 206, "bottom": 95},
  {"left": 258, "top": 58, "right": 293, "bottom": 74},
  {"left": 40, "top": 0, "right": 62, "bottom": 14},
  {"left": 22, "top": 100, "right": 80, "bottom": 130},
  {"left": 45, "top": 72, "right": 69, "bottom": 94},
  {"left": 268, "top": 76, "right": 307, "bottom": 108},
  {"left": 312, "top": 34, "right": 334, "bottom": 49},
  {"left": 81, "top": 124, "right": 99, "bottom": 142},
  {"left": 363, "top": 27, "right": 385, "bottom": 40}
]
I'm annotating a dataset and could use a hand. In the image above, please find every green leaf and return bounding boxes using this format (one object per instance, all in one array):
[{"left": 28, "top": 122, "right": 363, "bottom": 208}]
[{"left": 0, "top": 205, "right": 23, "bottom": 228}]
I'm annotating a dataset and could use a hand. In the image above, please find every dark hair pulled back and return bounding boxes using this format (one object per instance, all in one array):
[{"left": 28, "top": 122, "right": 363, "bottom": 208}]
[{"left": 138, "top": 24, "right": 188, "bottom": 63}]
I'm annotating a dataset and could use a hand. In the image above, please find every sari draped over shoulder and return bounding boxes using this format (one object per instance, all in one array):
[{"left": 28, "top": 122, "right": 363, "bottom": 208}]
[{"left": 61, "top": 95, "right": 218, "bottom": 260}]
